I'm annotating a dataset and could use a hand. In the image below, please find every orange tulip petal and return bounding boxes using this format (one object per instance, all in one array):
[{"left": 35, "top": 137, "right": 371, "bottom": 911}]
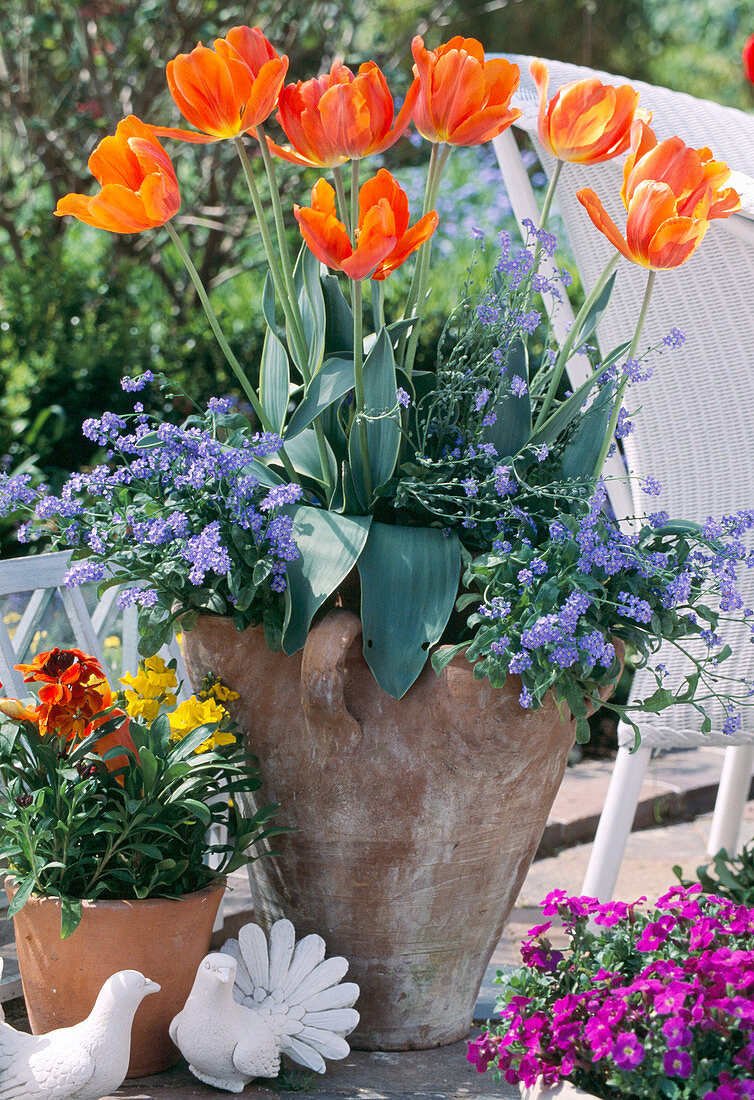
[
  {"left": 647, "top": 215, "right": 709, "bottom": 269},
  {"left": 318, "top": 83, "right": 372, "bottom": 160},
  {"left": 294, "top": 204, "right": 352, "bottom": 272},
  {"left": 358, "top": 170, "right": 409, "bottom": 237},
  {"left": 447, "top": 105, "right": 522, "bottom": 146},
  {"left": 577, "top": 188, "right": 634, "bottom": 263},
  {"left": 373, "top": 209, "right": 439, "bottom": 281},
  {"left": 222, "top": 25, "right": 281, "bottom": 76},
  {"left": 626, "top": 180, "right": 679, "bottom": 264},
  {"left": 256, "top": 133, "right": 324, "bottom": 167},
  {"left": 238, "top": 56, "right": 288, "bottom": 130},
  {"left": 148, "top": 124, "right": 219, "bottom": 144},
  {"left": 167, "top": 46, "right": 245, "bottom": 138}
]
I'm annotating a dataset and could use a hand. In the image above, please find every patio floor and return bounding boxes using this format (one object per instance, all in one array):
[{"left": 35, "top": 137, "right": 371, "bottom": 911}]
[{"left": 3, "top": 748, "right": 752, "bottom": 1099}]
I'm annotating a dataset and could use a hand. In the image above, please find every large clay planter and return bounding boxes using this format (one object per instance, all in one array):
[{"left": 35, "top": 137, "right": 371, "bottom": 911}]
[
  {"left": 182, "top": 610, "right": 577, "bottom": 1051},
  {"left": 6, "top": 877, "right": 224, "bottom": 1076}
]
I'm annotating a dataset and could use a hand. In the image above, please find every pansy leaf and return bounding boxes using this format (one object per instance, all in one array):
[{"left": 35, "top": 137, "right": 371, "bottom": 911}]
[
  {"left": 282, "top": 506, "right": 372, "bottom": 655},
  {"left": 357, "top": 524, "right": 461, "bottom": 698}
]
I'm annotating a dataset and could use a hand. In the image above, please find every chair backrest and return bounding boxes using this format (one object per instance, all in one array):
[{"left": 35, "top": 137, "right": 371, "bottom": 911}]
[
  {"left": 492, "top": 57, "right": 754, "bottom": 747},
  {"left": 0, "top": 550, "right": 189, "bottom": 699}
]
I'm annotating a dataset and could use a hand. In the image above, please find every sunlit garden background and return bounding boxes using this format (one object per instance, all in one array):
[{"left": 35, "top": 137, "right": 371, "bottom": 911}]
[{"left": 1, "top": 0, "right": 751, "bottom": 555}]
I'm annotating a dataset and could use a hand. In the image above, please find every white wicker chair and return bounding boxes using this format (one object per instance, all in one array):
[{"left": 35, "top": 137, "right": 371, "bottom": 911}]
[{"left": 491, "top": 56, "right": 754, "bottom": 900}]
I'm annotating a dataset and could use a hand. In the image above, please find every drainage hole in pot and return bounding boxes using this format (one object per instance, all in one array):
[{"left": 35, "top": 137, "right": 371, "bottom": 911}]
[
  {"left": 421, "top": 640, "right": 430, "bottom": 650},
  {"left": 367, "top": 639, "right": 373, "bottom": 647}
]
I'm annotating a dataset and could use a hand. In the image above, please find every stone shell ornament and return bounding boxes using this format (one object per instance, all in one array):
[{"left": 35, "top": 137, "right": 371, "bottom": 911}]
[
  {"left": 0, "top": 969, "right": 159, "bottom": 1100},
  {"left": 170, "top": 919, "right": 360, "bottom": 1092}
]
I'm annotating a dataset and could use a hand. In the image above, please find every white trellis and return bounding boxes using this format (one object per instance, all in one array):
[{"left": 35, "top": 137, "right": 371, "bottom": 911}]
[{"left": 0, "top": 550, "right": 189, "bottom": 697}]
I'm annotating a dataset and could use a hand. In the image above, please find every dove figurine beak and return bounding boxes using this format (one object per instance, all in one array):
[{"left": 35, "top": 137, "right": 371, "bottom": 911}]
[{"left": 143, "top": 978, "right": 161, "bottom": 995}]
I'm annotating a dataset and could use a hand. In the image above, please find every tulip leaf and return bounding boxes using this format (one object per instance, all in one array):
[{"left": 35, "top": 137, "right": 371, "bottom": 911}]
[
  {"left": 282, "top": 506, "right": 372, "bottom": 655},
  {"left": 561, "top": 379, "right": 616, "bottom": 481},
  {"left": 292, "top": 243, "right": 326, "bottom": 376},
  {"left": 276, "top": 428, "right": 338, "bottom": 488},
  {"left": 285, "top": 356, "right": 355, "bottom": 440},
  {"left": 357, "top": 523, "right": 462, "bottom": 699},
  {"left": 348, "top": 328, "right": 401, "bottom": 509},
  {"left": 570, "top": 271, "right": 616, "bottom": 350},
  {"left": 260, "top": 331, "right": 290, "bottom": 438},
  {"left": 322, "top": 274, "right": 354, "bottom": 357},
  {"left": 483, "top": 338, "right": 531, "bottom": 458},
  {"left": 531, "top": 342, "right": 630, "bottom": 446}
]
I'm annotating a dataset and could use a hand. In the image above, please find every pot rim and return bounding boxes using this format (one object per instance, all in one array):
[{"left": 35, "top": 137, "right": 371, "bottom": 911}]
[{"left": 4, "top": 873, "right": 226, "bottom": 911}]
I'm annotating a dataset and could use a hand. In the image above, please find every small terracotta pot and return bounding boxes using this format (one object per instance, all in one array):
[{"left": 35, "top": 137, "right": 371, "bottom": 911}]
[{"left": 5, "top": 877, "right": 224, "bottom": 1077}]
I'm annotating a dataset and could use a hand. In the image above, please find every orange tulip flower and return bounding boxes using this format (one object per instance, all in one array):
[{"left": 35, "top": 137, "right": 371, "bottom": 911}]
[
  {"left": 530, "top": 59, "right": 648, "bottom": 164},
  {"left": 577, "top": 121, "right": 741, "bottom": 270},
  {"left": 152, "top": 26, "right": 288, "bottom": 143},
  {"left": 55, "top": 116, "right": 180, "bottom": 234},
  {"left": 266, "top": 60, "right": 417, "bottom": 168},
  {"left": 408, "top": 36, "right": 521, "bottom": 146},
  {"left": 744, "top": 34, "right": 754, "bottom": 85},
  {"left": 294, "top": 168, "right": 438, "bottom": 281}
]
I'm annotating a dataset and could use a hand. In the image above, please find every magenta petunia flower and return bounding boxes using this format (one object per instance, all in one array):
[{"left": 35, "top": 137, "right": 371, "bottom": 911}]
[
  {"left": 664, "top": 1049, "right": 693, "bottom": 1078},
  {"left": 612, "top": 1032, "right": 645, "bottom": 1070}
]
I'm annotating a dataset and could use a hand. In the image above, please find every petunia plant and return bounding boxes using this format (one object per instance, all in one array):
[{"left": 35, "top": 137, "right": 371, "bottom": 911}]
[
  {"left": 469, "top": 886, "right": 754, "bottom": 1099},
  {"left": 2, "top": 30, "right": 753, "bottom": 739}
]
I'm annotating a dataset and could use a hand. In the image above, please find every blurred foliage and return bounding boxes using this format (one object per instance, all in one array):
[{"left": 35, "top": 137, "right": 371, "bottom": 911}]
[
  {"left": 674, "top": 836, "right": 754, "bottom": 906},
  {"left": 1, "top": 0, "right": 753, "bottom": 555}
]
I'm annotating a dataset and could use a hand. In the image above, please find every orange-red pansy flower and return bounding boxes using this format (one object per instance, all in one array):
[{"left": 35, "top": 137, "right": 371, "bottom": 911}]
[
  {"left": 152, "top": 26, "right": 288, "bottom": 143},
  {"left": 55, "top": 116, "right": 180, "bottom": 234},
  {"left": 294, "top": 168, "right": 438, "bottom": 281},
  {"left": 744, "top": 34, "right": 754, "bottom": 85},
  {"left": 409, "top": 36, "right": 521, "bottom": 146},
  {"left": 16, "top": 648, "right": 113, "bottom": 739},
  {"left": 0, "top": 696, "right": 37, "bottom": 723},
  {"left": 577, "top": 121, "right": 741, "bottom": 270},
  {"left": 530, "top": 59, "right": 648, "bottom": 164},
  {"left": 267, "top": 60, "right": 417, "bottom": 168}
]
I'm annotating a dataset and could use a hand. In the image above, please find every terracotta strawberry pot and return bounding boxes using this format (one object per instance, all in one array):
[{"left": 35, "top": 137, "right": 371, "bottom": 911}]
[
  {"left": 521, "top": 1082, "right": 601, "bottom": 1100},
  {"left": 182, "top": 609, "right": 582, "bottom": 1051},
  {"left": 5, "top": 877, "right": 224, "bottom": 1076}
]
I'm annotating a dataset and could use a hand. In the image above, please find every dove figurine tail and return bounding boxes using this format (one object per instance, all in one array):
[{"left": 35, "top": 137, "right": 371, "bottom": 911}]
[{"left": 220, "top": 920, "right": 360, "bottom": 1074}]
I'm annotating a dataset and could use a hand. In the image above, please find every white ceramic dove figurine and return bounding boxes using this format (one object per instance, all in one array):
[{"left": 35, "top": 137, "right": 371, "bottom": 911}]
[
  {"left": 0, "top": 969, "right": 159, "bottom": 1100},
  {"left": 170, "top": 919, "right": 360, "bottom": 1092}
]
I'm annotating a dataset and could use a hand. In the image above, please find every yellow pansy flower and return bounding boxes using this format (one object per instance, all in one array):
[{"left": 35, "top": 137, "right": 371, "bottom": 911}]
[{"left": 121, "top": 656, "right": 178, "bottom": 720}]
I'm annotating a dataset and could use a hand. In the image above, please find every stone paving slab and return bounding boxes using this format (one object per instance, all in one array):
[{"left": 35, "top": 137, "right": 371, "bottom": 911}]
[{"left": 106, "top": 1042, "right": 518, "bottom": 1100}]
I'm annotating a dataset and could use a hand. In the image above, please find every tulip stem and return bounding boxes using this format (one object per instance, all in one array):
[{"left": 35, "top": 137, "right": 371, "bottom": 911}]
[
  {"left": 592, "top": 268, "right": 656, "bottom": 479},
  {"left": 538, "top": 158, "right": 563, "bottom": 231},
  {"left": 534, "top": 252, "right": 620, "bottom": 429},
  {"left": 164, "top": 221, "right": 300, "bottom": 487},
  {"left": 372, "top": 280, "right": 385, "bottom": 332},
  {"left": 402, "top": 143, "right": 450, "bottom": 379},
  {"left": 333, "top": 166, "right": 352, "bottom": 239},
  {"left": 351, "top": 158, "right": 360, "bottom": 239},
  {"left": 352, "top": 278, "right": 373, "bottom": 503},
  {"left": 255, "top": 123, "right": 309, "bottom": 365},
  {"left": 233, "top": 137, "right": 309, "bottom": 382}
]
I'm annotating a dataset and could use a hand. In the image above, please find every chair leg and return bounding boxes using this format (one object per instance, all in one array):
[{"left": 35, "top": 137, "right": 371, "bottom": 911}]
[
  {"left": 581, "top": 745, "right": 651, "bottom": 902},
  {"left": 706, "top": 744, "right": 754, "bottom": 857}
]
